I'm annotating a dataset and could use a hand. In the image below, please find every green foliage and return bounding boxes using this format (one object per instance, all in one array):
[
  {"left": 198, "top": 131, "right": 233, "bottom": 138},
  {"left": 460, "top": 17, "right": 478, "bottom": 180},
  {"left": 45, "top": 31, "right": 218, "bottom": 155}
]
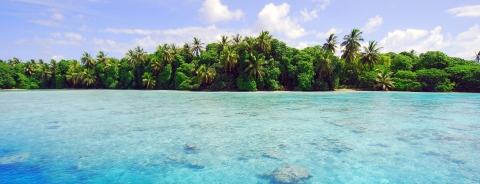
[
  {"left": 446, "top": 65, "right": 480, "bottom": 92},
  {"left": 392, "top": 70, "right": 421, "bottom": 91},
  {"left": 157, "top": 64, "right": 173, "bottom": 89},
  {"left": 416, "top": 68, "right": 455, "bottom": 92},
  {"left": 3, "top": 31, "right": 479, "bottom": 93},
  {"left": 417, "top": 51, "right": 452, "bottom": 70},
  {"left": 391, "top": 55, "right": 413, "bottom": 72},
  {"left": 236, "top": 74, "right": 257, "bottom": 91},
  {"left": 357, "top": 71, "right": 377, "bottom": 90},
  {"left": 174, "top": 72, "right": 199, "bottom": 90},
  {"left": 295, "top": 60, "right": 314, "bottom": 91},
  {"left": 0, "top": 63, "right": 16, "bottom": 88},
  {"left": 210, "top": 73, "right": 236, "bottom": 91}
]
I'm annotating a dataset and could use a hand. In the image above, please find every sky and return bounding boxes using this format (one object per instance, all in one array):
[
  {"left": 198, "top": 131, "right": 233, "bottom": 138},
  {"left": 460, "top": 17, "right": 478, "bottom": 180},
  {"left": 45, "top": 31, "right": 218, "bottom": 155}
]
[{"left": 1, "top": 0, "right": 479, "bottom": 61}]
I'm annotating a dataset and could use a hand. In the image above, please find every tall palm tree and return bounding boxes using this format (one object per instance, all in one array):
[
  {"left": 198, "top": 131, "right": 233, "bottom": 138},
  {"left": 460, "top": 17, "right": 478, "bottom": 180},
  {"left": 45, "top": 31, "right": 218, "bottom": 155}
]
[
  {"left": 96, "top": 51, "right": 109, "bottom": 66},
  {"left": 134, "top": 46, "right": 147, "bottom": 65},
  {"left": 24, "top": 61, "right": 37, "bottom": 76},
  {"left": 170, "top": 44, "right": 178, "bottom": 55},
  {"left": 142, "top": 72, "right": 156, "bottom": 89},
  {"left": 196, "top": 64, "right": 216, "bottom": 85},
  {"left": 82, "top": 69, "right": 97, "bottom": 88},
  {"left": 256, "top": 31, "right": 272, "bottom": 54},
  {"left": 192, "top": 37, "right": 204, "bottom": 57},
  {"left": 36, "top": 63, "right": 52, "bottom": 82},
  {"left": 360, "top": 40, "right": 383, "bottom": 70},
  {"left": 161, "top": 49, "right": 174, "bottom": 64},
  {"left": 125, "top": 49, "right": 137, "bottom": 67},
  {"left": 220, "top": 47, "right": 239, "bottom": 73},
  {"left": 8, "top": 57, "right": 20, "bottom": 67},
  {"left": 242, "top": 36, "right": 256, "bottom": 53},
  {"left": 474, "top": 51, "right": 480, "bottom": 63},
  {"left": 314, "top": 51, "right": 335, "bottom": 78},
  {"left": 217, "top": 35, "right": 230, "bottom": 53},
  {"left": 50, "top": 59, "right": 58, "bottom": 77},
  {"left": 244, "top": 54, "right": 268, "bottom": 80},
  {"left": 81, "top": 52, "right": 96, "bottom": 68},
  {"left": 69, "top": 60, "right": 81, "bottom": 71},
  {"left": 150, "top": 57, "right": 162, "bottom": 75},
  {"left": 231, "top": 34, "right": 242, "bottom": 49},
  {"left": 341, "top": 29, "right": 364, "bottom": 67},
  {"left": 181, "top": 43, "right": 193, "bottom": 57},
  {"left": 375, "top": 69, "right": 395, "bottom": 91},
  {"left": 323, "top": 34, "right": 338, "bottom": 53}
]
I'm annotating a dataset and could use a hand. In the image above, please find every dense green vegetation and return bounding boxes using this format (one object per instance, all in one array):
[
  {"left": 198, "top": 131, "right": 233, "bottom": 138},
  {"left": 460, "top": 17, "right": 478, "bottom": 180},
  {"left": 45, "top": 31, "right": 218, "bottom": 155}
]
[{"left": 1, "top": 29, "right": 479, "bottom": 92}]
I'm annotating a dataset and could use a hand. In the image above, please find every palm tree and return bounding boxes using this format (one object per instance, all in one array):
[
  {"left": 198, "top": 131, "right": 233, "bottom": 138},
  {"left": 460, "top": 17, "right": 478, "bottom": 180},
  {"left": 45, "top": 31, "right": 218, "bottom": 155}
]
[
  {"left": 341, "top": 29, "right": 364, "bottom": 67},
  {"left": 231, "top": 34, "right": 242, "bottom": 49},
  {"left": 360, "top": 40, "right": 383, "bottom": 71},
  {"left": 24, "top": 61, "right": 37, "bottom": 76},
  {"left": 134, "top": 46, "right": 147, "bottom": 65},
  {"left": 69, "top": 60, "right": 81, "bottom": 71},
  {"left": 314, "top": 51, "right": 335, "bottom": 78},
  {"left": 323, "top": 34, "right": 338, "bottom": 53},
  {"left": 161, "top": 49, "right": 174, "bottom": 64},
  {"left": 217, "top": 35, "right": 230, "bottom": 53},
  {"left": 81, "top": 52, "right": 96, "bottom": 68},
  {"left": 150, "top": 57, "right": 162, "bottom": 75},
  {"left": 170, "top": 44, "right": 178, "bottom": 55},
  {"left": 244, "top": 54, "right": 268, "bottom": 80},
  {"left": 36, "top": 63, "right": 52, "bottom": 82},
  {"left": 220, "top": 47, "right": 239, "bottom": 73},
  {"left": 256, "top": 31, "right": 272, "bottom": 54},
  {"left": 96, "top": 51, "right": 109, "bottom": 66},
  {"left": 196, "top": 64, "right": 216, "bottom": 85},
  {"left": 8, "top": 57, "right": 20, "bottom": 67},
  {"left": 126, "top": 47, "right": 147, "bottom": 67},
  {"left": 473, "top": 51, "right": 480, "bottom": 63},
  {"left": 242, "top": 36, "right": 256, "bottom": 53},
  {"left": 125, "top": 50, "right": 137, "bottom": 67},
  {"left": 82, "top": 69, "right": 97, "bottom": 87},
  {"left": 142, "top": 72, "right": 156, "bottom": 89},
  {"left": 181, "top": 43, "right": 193, "bottom": 57},
  {"left": 192, "top": 37, "right": 204, "bottom": 57},
  {"left": 375, "top": 69, "right": 395, "bottom": 91}
]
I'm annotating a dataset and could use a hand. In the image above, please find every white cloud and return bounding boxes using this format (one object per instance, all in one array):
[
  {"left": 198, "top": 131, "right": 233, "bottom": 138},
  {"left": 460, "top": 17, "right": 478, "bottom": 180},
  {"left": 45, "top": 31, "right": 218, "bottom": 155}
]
[
  {"left": 50, "top": 12, "right": 64, "bottom": 21},
  {"left": 79, "top": 25, "right": 93, "bottom": 32},
  {"left": 28, "top": 19, "right": 62, "bottom": 27},
  {"left": 362, "top": 15, "right": 383, "bottom": 34},
  {"left": 318, "top": 0, "right": 330, "bottom": 10},
  {"left": 64, "top": 32, "right": 83, "bottom": 40},
  {"left": 254, "top": 3, "right": 309, "bottom": 39},
  {"left": 50, "top": 32, "right": 62, "bottom": 38},
  {"left": 52, "top": 55, "right": 64, "bottom": 60},
  {"left": 447, "top": 4, "right": 480, "bottom": 17},
  {"left": 449, "top": 24, "right": 480, "bottom": 58},
  {"left": 300, "top": 8, "right": 318, "bottom": 22},
  {"left": 98, "top": 25, "right": 253, "bottom": 54},
  {"left": 199, "top": 0, "right": 244, "bottom": 23},
  {"left": 316, "top": 28, "right": 343, "bottom": 38},
  {"left": 379, "top": 28, "right": 430, "bottom": 52}
]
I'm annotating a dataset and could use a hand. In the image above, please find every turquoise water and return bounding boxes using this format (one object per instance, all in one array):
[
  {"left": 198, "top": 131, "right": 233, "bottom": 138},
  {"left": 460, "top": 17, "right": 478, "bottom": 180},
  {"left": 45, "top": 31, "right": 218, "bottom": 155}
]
[{"left": 1, "top": 90, "right": 480, "bottom": 183}]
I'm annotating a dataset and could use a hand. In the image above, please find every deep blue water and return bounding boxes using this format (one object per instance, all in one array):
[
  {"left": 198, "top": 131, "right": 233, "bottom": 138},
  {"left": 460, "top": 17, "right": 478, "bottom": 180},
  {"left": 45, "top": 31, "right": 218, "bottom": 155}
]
[{"left": 1, "top": 90, "right": 480, "bottom": 183}]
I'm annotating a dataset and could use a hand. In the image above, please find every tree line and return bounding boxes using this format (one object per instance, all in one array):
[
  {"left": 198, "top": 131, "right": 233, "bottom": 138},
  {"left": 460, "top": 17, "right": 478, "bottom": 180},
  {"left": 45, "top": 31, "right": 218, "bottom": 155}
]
[{"left": 1, "top": 29, "right": 480, "bottom": 92}]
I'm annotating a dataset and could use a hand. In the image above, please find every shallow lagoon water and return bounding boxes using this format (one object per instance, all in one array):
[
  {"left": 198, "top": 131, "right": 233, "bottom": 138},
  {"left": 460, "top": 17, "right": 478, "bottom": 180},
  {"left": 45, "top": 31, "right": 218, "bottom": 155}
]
[{"left": 1, "top": 90, "right": 480, "bottom": 183}]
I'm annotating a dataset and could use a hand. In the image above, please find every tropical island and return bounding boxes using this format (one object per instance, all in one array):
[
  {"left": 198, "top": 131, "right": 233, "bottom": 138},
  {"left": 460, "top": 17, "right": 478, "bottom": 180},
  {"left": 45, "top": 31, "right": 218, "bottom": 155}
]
[{"left": 1, "top": 29, "right": 479, "bottom": 92}]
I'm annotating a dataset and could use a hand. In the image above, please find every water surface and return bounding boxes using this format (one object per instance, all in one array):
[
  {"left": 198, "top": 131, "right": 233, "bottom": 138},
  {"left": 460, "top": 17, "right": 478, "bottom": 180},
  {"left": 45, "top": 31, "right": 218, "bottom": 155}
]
[{"left": 1, "top": 90, "right": 480, "bottom": 183}]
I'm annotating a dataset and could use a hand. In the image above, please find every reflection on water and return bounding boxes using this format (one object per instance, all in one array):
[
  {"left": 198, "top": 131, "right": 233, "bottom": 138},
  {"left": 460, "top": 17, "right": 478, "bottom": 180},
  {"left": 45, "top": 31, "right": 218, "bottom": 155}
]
[{"left": 1, "top": 90, "right": 480, "bottom": 183}]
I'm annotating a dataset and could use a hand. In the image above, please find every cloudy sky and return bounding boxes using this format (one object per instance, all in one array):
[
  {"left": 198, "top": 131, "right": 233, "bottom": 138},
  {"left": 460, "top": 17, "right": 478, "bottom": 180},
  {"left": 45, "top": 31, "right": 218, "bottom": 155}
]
[{"left": 1, "top": 0, "right": 479, "bottom": 61}]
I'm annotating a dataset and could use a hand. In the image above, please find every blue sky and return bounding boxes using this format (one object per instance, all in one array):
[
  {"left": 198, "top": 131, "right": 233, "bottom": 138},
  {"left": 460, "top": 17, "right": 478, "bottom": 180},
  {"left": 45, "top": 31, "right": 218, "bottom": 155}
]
[{"left": 1, "top": 0, "right": 479, "bottom": 61}]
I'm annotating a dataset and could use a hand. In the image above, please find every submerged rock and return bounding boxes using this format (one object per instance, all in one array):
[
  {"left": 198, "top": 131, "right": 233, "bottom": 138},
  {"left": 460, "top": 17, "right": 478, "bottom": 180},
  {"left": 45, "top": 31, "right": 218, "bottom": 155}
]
[
  {"left": 263, "top": 150, "right": 285, "bottom": 160},
  {"left": 187, "top": 160, "right": 205, "bottom": 169},
  {"left": 266, "top": 165, "right": 312, "bottom": 184},
  {"left": 0, "top": 153, "right": 30, "bottom": 165},
  {"left": 184, "top": 144, "right": 199, "bottom": 154}
]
